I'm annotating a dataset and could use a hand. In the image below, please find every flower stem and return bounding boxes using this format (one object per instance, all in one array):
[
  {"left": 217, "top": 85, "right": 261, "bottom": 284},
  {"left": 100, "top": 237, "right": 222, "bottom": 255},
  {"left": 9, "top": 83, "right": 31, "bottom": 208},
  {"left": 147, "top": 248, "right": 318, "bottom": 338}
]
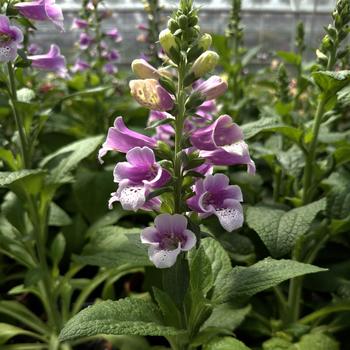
[
  {"left": 7, "top": 62, "right": 30, "bottom": 168},
  {"left": 174, "top": 61, "right": 186, "bottom": 214}
]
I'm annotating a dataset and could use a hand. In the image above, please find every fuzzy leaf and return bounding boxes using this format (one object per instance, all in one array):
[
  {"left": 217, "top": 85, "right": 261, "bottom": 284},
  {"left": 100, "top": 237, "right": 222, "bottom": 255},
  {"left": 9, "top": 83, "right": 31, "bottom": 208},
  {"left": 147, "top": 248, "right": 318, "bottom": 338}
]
[
  {"left": 204, "top": 337, "right": 251, "bottom": 350},
  {"left": 59, "top": 298, "right": 186, "bottom": 341},
  {"left": 297, "top": 333, "right": 339, "bottom": 350},
  {"left": 313, "top": 70, "right": 350, "bottom": 95},
  {"left": 246, "top": 199, "right": 325, "bottom": 257}
]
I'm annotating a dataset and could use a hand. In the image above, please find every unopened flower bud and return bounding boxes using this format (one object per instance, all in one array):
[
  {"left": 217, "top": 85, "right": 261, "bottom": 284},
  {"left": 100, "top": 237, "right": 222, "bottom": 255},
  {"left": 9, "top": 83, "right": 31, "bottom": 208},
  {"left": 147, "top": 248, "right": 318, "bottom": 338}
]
[
  {"left": 178, "top": 15, "right": 188, "bottom": 29},
  {"left": 190, "top": 51, "right": 219, "bottom": 78},
  {"left": 159, "top": 29, "right": 177, "bottom": 55},
  {"left": 198, "top": 33, "right": 212, "bottom": 51},
  {"left": 316, "top": 49, "right": 328, "bottom": 61},
  {"left": 168, "top": 18, "right": 179, "bottom": 33},
  {"left": 131, "top": 59, "right": 160, "bottom": 79}
]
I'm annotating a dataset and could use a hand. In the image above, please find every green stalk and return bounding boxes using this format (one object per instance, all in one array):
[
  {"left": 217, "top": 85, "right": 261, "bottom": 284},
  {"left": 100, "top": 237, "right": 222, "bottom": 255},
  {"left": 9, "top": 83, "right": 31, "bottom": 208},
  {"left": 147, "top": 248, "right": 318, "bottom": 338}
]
[
  {"left": 7, "top": 62, "right": 30, "bottom": 168},
  {"left": 173, "top": 62, "right": 186, "bottom": 214}
]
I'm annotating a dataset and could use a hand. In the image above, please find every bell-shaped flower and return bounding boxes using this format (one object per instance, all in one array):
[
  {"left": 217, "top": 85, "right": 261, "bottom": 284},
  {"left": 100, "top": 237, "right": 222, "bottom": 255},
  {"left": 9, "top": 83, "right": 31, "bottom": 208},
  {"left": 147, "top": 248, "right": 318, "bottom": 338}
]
[
  {"left": 103, "top": 63, "right": 118, "bottom": 75},
  {"left": 71, "top": 18, "right": 88, "bottom": 30},
  {"left": 0, "top": 15, "right": 23, "bottom": 63},
  {"left": 190, "top": 115, "right": 243, "bottom": 151},
  {"left": 107, "top": 49, "right": 120, "bottom": 62},
  {"left": 187, "top": 173, "right": 244, "bottom": 232},
  {"left": 130, "top": 79, "right": 174, "bottom": 111},
  {"left": 98, "top": 116, "right": 157, "bottom": 163},
  {"left": 109, "top": 147, "right": 171, "bottom": 211},
  {"left": 28, "top": 43, "right": 42, "bottom": 55},
  {"left": 71, "top": 58, "right": 90, "bottom": 73},
  {"left": 28, "top": 44, "right": 65, "bottom": 72},
  {"left": 141, "top": 214, "right": 196, "bottom": 268},
  {"left": 79, "top": 32, "right": 93, "bottom": 50},
  {"left": 194, "top": 75, "right": 228, "bottom": 101},
  {"left": 132, "top": 59, "right": 160, "bottom": 80},
  {"left": 147, "top": 110, "right": 174, "bottom": 144},
  {"left": 15, "top": 0, "right": 64, "bottom": 31},
  {"left": 105, "top": 28, "right": 122, "bottom": 42}
]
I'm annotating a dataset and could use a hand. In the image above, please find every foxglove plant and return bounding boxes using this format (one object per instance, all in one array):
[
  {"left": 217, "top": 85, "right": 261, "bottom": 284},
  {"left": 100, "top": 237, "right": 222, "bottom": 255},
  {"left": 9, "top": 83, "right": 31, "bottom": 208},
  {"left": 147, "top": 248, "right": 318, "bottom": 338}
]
[{"left": 100, "top": 0, "right": 255, "bottom": 268}]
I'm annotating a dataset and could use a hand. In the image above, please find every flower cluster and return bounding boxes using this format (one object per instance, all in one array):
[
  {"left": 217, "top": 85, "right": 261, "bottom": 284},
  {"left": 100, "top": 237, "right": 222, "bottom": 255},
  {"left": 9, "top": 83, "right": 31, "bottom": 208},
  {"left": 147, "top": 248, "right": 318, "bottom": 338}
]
[
  {"left": 0, "top": 0, "right": 66, "bottom": 74},
  {"left": 71, "top": 0, "right": 122, "bottom": 76},
  {"left": 99, "top": 0, "right": 255, "bottom": 268}
]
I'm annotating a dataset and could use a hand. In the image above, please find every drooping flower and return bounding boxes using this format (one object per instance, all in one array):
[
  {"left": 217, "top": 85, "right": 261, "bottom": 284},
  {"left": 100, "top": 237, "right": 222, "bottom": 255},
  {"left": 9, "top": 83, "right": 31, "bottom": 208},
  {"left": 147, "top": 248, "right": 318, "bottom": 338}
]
[
  {"left": 190, "top": 51, "right": 219, "bottom": 79},
  {"left": 15, "top": 0, "right": 64, "bottom": 31},
  {"left": 105, "top": 28, "right": 122, "bottom": 42},
  {"left": 132, "top": 59, "right": 160, "bottom": 80},
  {"left": 159, "top": 29, "right": 177, "bottom": 56},
  {"left": 78, "top": 32, "right": 93, "bottom": 50},
  {"left": 71, "top": 58, "right": 90, "bottom": 72},
  {"left": 28, "top": 43, "right": 42, "bottom": 55},
  {"left": 187, "top": 173, "right": 244, "bottom": 232},
  {"left": 0, "top": 15, "right": 23, "bottom": 63},
  {"left": 190, "top": 114, "right": 243, "bottom": 151},
  {"left": 103, "top": 63, "right": 118, "bottom": 75},
  {"left": 98, "top": 116, "right": 157, "bottom": 163},
  {"left": 147, "top": 110, "right": 175, "bottom": 143},
  {"left": 71, "top": 18, "right": 88, "bottom": 30},
  {"left": 107, "top": 49, "right": 120, "bottom": 62},
  {"left": 28, "top": 44, "right": 65, "bottom": 72},
  {"left": 109, "top": 147, "right": 170, "bottom": 211},
  {"left": 130, "top": 79, "right": 174, "bottom": 111},
  {"left": 141, "top": 214, "right": 196, "bottom": 268},
  {"left": 194, "top": 75, "right": 228, "bottom": 101}
]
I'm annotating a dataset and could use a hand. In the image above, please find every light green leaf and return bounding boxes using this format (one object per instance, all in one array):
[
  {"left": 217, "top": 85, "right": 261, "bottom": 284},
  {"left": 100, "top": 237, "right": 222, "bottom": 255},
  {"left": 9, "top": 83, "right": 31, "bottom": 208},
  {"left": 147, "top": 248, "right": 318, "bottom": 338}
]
[
  {"left": 74, "top": 226, "right": 151, "bottom": 268},
  {"left": 59, "top": 298, "right": 186, "bottom": 341},
  {"left": 326, "top": 181, "right": 350, "bottom": 220},
  {"left": 201, "top": 238, "right": 232, "bottom": 303},
  {"left": 276, "top": 51, "right": 302, "bottom": 66},
  {"left": 50, "top": 233, "right": 66, "bottom": 266},
  {"left": 262, "top": 337, "right": 292, "bottom": 350},
  {"left": 0, "top": 323, "right": 42, "bottom": 344},
  {"left": 40, "top": 135, "right": 103, "bottom": 185},
  {"left": 224, "top": 258, "right": 326, "bottom": 301},
  {"left": 242, "top": 46, "right": 260, "bottom": 67},
  {"left": 246, "top": 199, "right": 325, "bottom": 257},
  {"left": 204, "top": 336, "right": 251, "bottom": 350},
  {"left": 297, "top": 332, "right": 339, "bottom": 350},
  {"left": 313, "top": 70, "right": 350, "bottom": 94},
  {"left": 49, "top": 202, "right": 72, "bottom": 226},
  {"left": 0, "top": 170, "right": 44, "bottom": 189}
]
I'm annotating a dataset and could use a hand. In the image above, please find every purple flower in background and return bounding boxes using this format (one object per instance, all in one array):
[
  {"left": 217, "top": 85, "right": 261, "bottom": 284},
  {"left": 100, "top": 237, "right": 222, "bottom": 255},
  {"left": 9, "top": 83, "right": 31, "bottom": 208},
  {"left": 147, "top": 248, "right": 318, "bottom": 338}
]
[
  {"left": 141, "top": 214, "right": 196, "bottom": 268},
  {"left": 107, "top": 49, "right": 120, "bottom": 62},
  {"left": 187, "top": 173, "right": 244, "bottom": 232},
  {"left": 200, "top": 141, "right": 256, "bottom": 174},
  {"left": 103, "top": 63, "right": 118, "bottom": 75},
  {"left": 78, "top": 32, "right": 93, "bottom": 50},
  {"left": 71, "top": 17, "right": 88, "bottom": 30},
  {"left": 0, "top": 15, "right": 23, "bottom": 62},
  {"left": 196, "top": 99, "right": 217, "bottom": 118},
  {"left": 190, "top": 114, "right": 243, "bottom": 151},
  {"left": 194, "top": 75, "right": 228, "bottom": 101},
  {"left": 137, "top": 23, "right": 148, "bottom": 31},
  {"left": 86, "top": 1, "right": 94, "bottom": 10},
  {"left": 109, "top": 146, "right": 171, "bottom": 211},
  {"left": 105, "top": 28, "right": 122, "bottom": 42},
  {"left": 28, "top": 43, "right": 42, "bottom": 55},
  {"left": 15, "top": 0, "right": 64, "bottom": 31},
  {"left": 148, "top": 111, "right": 174, "bottom": 144},
  {"left": 28, "top": 44, "right": 65, "bottom": 72},
  {"left": 130, "top": 79, "right": 174, "bottom": 111},
  {"left": 98, "top": 116, "right": 157, "bottom": 163},
  {"left": 71, "top": 58, "right": 90, "bottom": 72}
]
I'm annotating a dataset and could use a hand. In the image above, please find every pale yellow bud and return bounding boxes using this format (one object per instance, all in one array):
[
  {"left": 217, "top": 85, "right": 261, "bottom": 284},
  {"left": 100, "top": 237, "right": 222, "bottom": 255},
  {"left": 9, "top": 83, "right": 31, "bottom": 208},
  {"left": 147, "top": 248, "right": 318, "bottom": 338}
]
[
  {"left": 190, "top": 51, "right": 219, "bottom": 78},
  {"left": 198, "top": 33, "right": 212, "bottom": 51},
  {"left": 131, "top": 59, "right": 160, "bottom": 79},
  {"left": 159, "top": 29, "right": 177, "bottom": 55}
]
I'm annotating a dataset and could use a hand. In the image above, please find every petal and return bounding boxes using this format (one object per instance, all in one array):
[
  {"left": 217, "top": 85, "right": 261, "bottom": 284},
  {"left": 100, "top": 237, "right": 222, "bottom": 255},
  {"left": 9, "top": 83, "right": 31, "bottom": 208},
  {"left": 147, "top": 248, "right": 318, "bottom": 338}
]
[
  {"left": 148, "top": 244, "right": 181, "bottom": 268},
  {"left": 154, "top": 213, "right": 172, "bottom": 233},
  {"left": 181, "top": 229, "right": 196, "bottom": 251},
  {"left": 0, "top": 15, "right": 10, "bottom": 31},
  {"left": 140, "top": 227, "right": 159, "bottom": 245},
  {"left": 126, "top": 146, "right": 155, "bottom": 167},
  {"left": 115, "top": 182, "right": 146, "bottom": 212},
  {"left": 45, "top": 3, "right": 64, "bottom": 31},
  {"left": 170, "top": 214, "right": 188, "bottom": 235},
  {"left": 214, "top": 200, "right": 244, "bottom": 232},
  {"left": 203, "top": 173, "right": 230, "bottom": 192}
]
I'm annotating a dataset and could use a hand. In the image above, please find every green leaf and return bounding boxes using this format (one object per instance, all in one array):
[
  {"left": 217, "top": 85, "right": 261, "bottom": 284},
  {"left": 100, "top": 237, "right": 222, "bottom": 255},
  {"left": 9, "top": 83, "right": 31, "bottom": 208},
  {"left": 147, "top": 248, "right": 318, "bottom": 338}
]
[
  {"left": 326, "top": 181, "right": 350, "bottom": 220},
  {"left": 246, "top": 199, "right": 325, "bottom": 257},
  {"left": 49, "top": 202, "right": 72, "bottom": 226},
  {"left": 0, "top": 323, "right": 43, "bottom": 344},
  {"left": 297, "top": 332, "right": 339, "bottom": 350},
  {"left": 40, "top": 135, "right": 103, "bottom": 185},
  {"left": 0, "top": 170, "right": 45, "bottom": 189},
  {"left": 201, "top": 238, "right": 232, "bottom": 303},
  {"left": 74, "top": 226, "right": 151, "bottom": 268},
  {"left": 313, "top": 70, "right": 350, "bottom": 95},
  {"left": 263, "top": 337, "right": 292, "bottom": 350},
  {"left": 59, "top": 298, "right": 186, "bottom": 341},
  {"left": 276, "top": 51, "right": 302, "bottom": 66},
  {"left": 242, "top": 46, "right": 260, "bottom": 67},
  {"left": 50, "top": 233, "right": 66, "bottom": 266},
  {"left": 204, "top": 336, "right": 251, "bottom": 350},
  {"left": 333, "top": 146, "right": 350, "bottom": 167},
  {"left": 224, "top": 258, "right": 326, "bottom": 301}
]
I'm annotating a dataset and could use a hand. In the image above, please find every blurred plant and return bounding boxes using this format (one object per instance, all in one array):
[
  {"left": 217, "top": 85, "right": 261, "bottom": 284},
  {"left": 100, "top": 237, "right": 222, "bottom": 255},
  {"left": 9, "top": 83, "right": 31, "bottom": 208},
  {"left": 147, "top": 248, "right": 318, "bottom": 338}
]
[{"left": 137, "top": 0, "right": 163, "bottom": 66}]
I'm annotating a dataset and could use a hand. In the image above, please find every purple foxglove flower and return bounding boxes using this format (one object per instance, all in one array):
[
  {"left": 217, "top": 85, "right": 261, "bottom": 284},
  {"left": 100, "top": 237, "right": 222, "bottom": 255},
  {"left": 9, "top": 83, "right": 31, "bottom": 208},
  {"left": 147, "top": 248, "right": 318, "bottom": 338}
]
[
  {"left": 200, "top": 141, "right": 256, "bottom": 174},
  {"left": 190, "top": 115, "right": 244, "bottom": 151},
  {"left": 105, "top": 28, "right": 122, "bottom": 42},
  {"left": 187, "top": 173, "right": 244, "bottom": 232},
  {"left": 103, "top": 63, "right": 118, "bottom": 75},
  {"left": 15, "top": 0, "right": 64, "bottom": 31},
  {"left": 197, "top": 99, "right": 217, "bottom": 116},
  {"left": 194, "top": 75, "right": 228, "bottom": 101},
  {"left": 141, "top": 214, "right": 196, "bottom": 268},
  {"left": 0, "top": 15, "right": 23, "bottom": 62},
  {"left": 148, "top": 110, "right": 175, "bottom": 143},
  {"left": 109, "top": 146, "right": 171, "bottom": 211},
  {"left": 28, "top": 43, "right": 42, "bottom": 55},
  {"left": 107, "top": 49, "right": 120, "bottom": 62},
  {"left": 28, "top": 44, "right": 65, "bottom": 72},
  {"left": 78, "top": 32, "right": 93, "bottom": 50},
  {"left": 98, "top": 116, "right": 157, "bottom": 163},
  {"left": 71, "top": 18, "right": 88, "bottom": 30},
  {"left": 71, "top": 58, "right": 90, "bottom": 73},
  {"left": 130, "top": 79, "right": 174, "bottom": 112}
]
